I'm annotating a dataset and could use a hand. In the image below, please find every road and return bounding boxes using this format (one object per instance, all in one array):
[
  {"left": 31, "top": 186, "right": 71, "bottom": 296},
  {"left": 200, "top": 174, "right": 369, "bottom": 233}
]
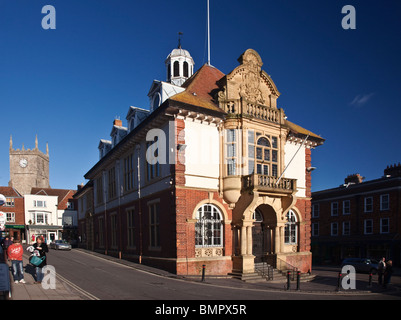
[{"left": 42, "top": 248, "right": 401, "bottom": 301}]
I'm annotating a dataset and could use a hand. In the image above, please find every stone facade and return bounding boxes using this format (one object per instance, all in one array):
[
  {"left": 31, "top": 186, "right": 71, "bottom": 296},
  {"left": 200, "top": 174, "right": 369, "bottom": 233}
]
[{"left": 8, "top": 135, "right": 50, "bottom": 196}]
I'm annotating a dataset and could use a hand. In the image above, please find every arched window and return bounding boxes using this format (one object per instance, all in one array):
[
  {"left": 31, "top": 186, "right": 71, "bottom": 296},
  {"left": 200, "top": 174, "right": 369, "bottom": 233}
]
[
  {"left": 173, "top": 61, "right": 180, "bottom": 77},
  {"left": 195, "top": 204, "right": 223, "bottom": 247},
  {"left": 248, "top": 131, "right": 279, "bottom": 177},
  {"left": 183, "top": 61, "right": 189, "bottom": 77},
  {"left": 285, "top": 210, "right": 298, "bottom": 244}
]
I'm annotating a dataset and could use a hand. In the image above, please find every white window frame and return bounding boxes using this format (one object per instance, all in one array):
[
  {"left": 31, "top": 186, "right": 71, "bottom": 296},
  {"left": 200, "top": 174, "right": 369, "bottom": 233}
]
[
  {"left": 6, "top": 212, "right": 15, "bottom": 223},
  {"left": 331, "top": 202, "right": 338, "bottom": 216},
  {"left": 364, "top": 197, "right": 373, "bottom": 213},
  {"left": 195, "top": 204, "right": 224, "bottom": 248},
  {"left": 331, "top": 222, "right": 338, "bottom": 236},
  {"left": 364, "top": 219, "right": 373, "bottom": 234},
  {"left": 312, "top": 222, "right": 319, "bottom": 237},
  {"left": 285, "top": 210, "right": 298, "bottom": 245},
  {"left": 343, "top": 200, "right": 350, "bottom": 215},
  {"left": 225, "top": 129, "right": 237, "bottom": 176},
  {"left": 380, "top": 194, "right": 389, "bottom": 211},
  {"left": 312, "top": 204, "right": 320, "bottom": 218},
  {"left": 380, "top": 218, "right": 390, "bottom": 234},
  {"left": 342, "top": 221, "right": 351, "bottom": 236}
]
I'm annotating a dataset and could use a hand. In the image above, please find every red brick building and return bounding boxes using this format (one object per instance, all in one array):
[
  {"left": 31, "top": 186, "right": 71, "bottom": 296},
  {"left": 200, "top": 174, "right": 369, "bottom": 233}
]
[
  {"left": 311, "top": 165, "right": 401, "bottom": 266},
  {"left": 0, "top": 186, "right": 25, "bottom": 241},
  {"left": 75, "top": 47, "right": 324, "bottom": 277}
]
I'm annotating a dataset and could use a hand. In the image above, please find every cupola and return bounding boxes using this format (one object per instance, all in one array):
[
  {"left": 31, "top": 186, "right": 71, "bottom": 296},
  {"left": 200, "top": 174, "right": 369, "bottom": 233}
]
[{"left": 165, "top": 42, "right": 194, "bottom": 86}]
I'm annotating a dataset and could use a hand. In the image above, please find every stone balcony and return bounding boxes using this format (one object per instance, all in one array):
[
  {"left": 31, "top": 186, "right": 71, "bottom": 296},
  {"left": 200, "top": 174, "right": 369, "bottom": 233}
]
[
  {"left": 242, "top": 174, "right": 297, "bottom": 195},
  {"left": 221, "top": 98, "right": 286, "bottom": 125}
]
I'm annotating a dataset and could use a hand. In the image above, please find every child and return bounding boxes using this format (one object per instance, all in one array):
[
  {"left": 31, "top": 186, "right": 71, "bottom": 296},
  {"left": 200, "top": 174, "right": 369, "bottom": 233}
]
[{"left": 7, "top": 239, "right": 25, "bottom": 284}]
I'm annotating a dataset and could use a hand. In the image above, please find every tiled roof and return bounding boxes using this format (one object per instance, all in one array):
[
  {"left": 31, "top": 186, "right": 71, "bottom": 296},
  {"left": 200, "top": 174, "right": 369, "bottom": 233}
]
[
  {"left": 0, "top": 186, "right": 22, "bottom": 197},
  {"left": 285, "top": 120, "right": 325, "bottom": 142},
  {"left": 169, "top": 64, "right": 226, "bottom": 113},
  {"left": 30, "top": 188, "right": 75, "bottom": 205}
]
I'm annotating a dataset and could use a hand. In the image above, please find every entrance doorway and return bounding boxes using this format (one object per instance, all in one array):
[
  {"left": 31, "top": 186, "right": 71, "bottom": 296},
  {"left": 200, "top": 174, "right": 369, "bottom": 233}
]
[
  {"left": 49, "top": 232, "right": 57, "bottom": 243},
  {"left": 252, "top": 205, "right": 277, "bottom": 264}
]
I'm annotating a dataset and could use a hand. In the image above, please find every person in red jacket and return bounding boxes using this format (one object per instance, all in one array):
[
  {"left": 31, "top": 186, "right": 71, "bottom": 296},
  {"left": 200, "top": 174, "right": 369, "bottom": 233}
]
[{"left": 7, "top": 239, "right": 25, "bottom": 284}]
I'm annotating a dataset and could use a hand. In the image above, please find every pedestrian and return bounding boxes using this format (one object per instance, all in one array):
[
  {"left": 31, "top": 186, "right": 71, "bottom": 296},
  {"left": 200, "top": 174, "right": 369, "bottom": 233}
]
[
  {"left": 377, "top": 257, "right": 386, "bottom": 285},
  {"left": 31, "top": 236, "right": 48, "bottom": 284},
  {"left": 7, "top": 239, "right": 25, "bottom": 284},
  {"left": 383, "top": 259, "right": 393, "bottom": 289},
  {"left": 1, "top": 236, "right": 13, "bottom": 261}
]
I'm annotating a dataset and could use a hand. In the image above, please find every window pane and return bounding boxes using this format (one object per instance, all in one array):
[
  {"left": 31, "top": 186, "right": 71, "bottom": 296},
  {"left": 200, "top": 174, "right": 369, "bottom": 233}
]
[
  {"left": 272, "top": 150, "right": 278, "bottom": 162},
  {"left": 248, "top": 130, "right": 254, "bottom": 144},
  {"left": 257, "top": 137, "right": 270, "bottom": 147},
  {"left": 256, "top": 147, "right": 263, "bottom": 160},
  {"left": 248, "top": 145, "right": 255, "bottom": 159},
  {"left": 248, "top": 160, "right": 254, "bottom": 175},
  {"left": 264, "top": 149, "right": 270, "bottom": 161},
  {"left": 227, "top": 144, "right": 236, "bottom": 157},
  {"left": 272, "top": 165, "right": 278, "bottom": 177},
  {"left": 227, "top": 159, "right": 236, "bottom": 175},
  {"left": 272, "top": 137, "right": 278, "bottom": 149},
  {"left": 263, "top": 165, "right": 269, "bottom": 175},
  {"left": 227, "top": 129, "right": 236, "bottom": 143}
]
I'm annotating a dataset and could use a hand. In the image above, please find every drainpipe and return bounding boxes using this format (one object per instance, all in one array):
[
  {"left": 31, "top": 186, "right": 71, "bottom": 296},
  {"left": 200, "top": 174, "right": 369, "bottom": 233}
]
[{"left": 136, "top": 144, "right": 143, "bottom": 264}]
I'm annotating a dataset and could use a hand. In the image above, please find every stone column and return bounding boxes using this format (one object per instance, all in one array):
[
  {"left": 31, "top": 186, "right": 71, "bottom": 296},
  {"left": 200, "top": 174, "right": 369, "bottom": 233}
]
[
  {"left": 241, "top": 225, "right": 247, "bottom": 256},
  {"left": 275, "top": 225, "right": 280, "bottom": 254},
  {"left": 246, "top": 226, "right": 253, "bottom": 255}
]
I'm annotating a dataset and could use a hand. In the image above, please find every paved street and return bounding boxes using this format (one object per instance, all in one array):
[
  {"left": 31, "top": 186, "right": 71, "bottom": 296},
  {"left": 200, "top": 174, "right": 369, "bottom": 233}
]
[{"left": 11, "top": 247, "right": 399, "bottom": 301}]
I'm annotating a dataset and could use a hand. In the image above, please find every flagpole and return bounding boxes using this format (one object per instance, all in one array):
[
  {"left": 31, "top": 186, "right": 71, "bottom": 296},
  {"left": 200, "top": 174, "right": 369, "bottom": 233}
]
[
  {"left": 276, "top": 134, "right": 310, "bottom": 186},
  {"left": 207, "top": 0, "right": 211, "bottom": 65}
]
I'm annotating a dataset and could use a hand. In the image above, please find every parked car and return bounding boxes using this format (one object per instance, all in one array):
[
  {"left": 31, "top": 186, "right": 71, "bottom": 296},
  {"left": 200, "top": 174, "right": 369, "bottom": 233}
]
[
  {"left": 50, "top": 240, "right": 72, "bottom": 250},
  {"left": 341, "top": 258, "right": 378, "bottom": 274}
]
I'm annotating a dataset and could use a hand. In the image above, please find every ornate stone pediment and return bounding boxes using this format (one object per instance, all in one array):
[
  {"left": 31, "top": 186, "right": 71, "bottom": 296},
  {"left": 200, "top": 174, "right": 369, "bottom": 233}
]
[{"left": 217, "top": 49, "right": 280, "bottom": 109}]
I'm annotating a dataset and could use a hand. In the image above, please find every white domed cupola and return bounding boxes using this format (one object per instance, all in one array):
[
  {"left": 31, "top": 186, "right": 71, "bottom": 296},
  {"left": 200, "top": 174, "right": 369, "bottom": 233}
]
[{"left": 165, "top": 39, "right": 194, "bottom": 86}]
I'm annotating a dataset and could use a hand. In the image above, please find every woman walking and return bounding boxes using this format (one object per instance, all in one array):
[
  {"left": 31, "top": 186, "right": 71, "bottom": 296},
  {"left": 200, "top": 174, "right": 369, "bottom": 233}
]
[{"left": 31, "top": 236, "right": 48, "bottom": 284}]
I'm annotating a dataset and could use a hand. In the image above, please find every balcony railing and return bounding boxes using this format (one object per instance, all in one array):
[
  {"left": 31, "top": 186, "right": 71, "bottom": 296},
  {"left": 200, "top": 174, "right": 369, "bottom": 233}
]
[
  {"left": 242, "top": 174, "right": 297, "bottom": 194},
  {"left": 221, "top": 98, "right": 285, "bottom": 124}
]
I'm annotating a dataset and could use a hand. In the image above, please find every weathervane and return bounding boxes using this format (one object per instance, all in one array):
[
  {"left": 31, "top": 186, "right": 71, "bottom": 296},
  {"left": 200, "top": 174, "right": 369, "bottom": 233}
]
[{"left": 178, "top": 32, "right": 183, "bottom": 49}]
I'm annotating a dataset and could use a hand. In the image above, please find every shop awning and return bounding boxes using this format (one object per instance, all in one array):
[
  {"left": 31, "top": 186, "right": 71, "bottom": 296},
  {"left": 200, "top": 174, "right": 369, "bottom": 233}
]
[{"left": 5, "top": 224, "right": 25, "bottom": 229}]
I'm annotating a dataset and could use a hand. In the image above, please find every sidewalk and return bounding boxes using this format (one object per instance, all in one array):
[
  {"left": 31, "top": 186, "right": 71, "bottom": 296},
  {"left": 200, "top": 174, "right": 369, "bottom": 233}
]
[{"left": 6, "top": 254, "right": 85, "bottom": 300}]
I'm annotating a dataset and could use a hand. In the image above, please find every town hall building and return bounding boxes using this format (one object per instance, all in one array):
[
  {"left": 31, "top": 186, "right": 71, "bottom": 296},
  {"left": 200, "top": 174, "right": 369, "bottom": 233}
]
[{"left": 75, "top": 46, "right": 324, "bottom": 277}]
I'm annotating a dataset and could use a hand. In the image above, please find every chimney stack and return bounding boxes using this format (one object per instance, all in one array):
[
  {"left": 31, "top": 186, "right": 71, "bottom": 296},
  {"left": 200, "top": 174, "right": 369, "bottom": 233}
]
[
  {"left": 384, "top": 163, "right": 401, "bottom": 178},
  {"left": 113, "top": 119, "right": 123, "bottom": 127},
  {"left": 345, "top": 173, "right": 364, "bottom": 185}
]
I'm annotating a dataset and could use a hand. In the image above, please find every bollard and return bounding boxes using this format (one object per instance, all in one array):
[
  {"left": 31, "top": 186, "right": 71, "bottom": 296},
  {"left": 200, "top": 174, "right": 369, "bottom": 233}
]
[
  {"left": 368, "top": 273, "right": 372, "bottom": 288},
  {"left": 296, "top": 271, "right": 301, "bottom": 291},
  {"left": 286, "top": 271, "right": 291, "bottom": 290},
  {"left": 201, "top": 264, "right": 206, "bottom": 282},
  {"left": 336, "top": 272, "right": 342, "bottom": 291}
]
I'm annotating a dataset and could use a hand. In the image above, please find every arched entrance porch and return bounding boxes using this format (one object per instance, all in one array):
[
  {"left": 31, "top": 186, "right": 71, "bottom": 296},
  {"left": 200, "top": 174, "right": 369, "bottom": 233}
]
[{"left": 252, "top": 205, "right": 278, "bottom": 264}]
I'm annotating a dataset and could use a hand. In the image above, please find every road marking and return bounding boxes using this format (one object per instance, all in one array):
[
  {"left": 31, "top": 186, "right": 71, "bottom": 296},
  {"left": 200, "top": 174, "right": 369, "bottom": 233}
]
[{"left": 56, "top": 273, "right": 100, "bottom": 300}]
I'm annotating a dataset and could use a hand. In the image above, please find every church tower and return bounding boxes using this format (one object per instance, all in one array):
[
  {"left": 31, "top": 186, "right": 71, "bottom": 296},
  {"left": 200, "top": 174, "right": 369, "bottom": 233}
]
[
  {"left": 9, "top": 135, "right": 50, "bottom": 195},
  {"left": 165, "top": 40, "right": 194, "bottom": 86}
]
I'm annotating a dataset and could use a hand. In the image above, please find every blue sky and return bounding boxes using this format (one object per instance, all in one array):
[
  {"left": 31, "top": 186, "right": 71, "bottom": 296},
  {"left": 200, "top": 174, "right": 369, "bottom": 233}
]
[{"left": 0, "top": 0, "right": 400, "bottom": 192}]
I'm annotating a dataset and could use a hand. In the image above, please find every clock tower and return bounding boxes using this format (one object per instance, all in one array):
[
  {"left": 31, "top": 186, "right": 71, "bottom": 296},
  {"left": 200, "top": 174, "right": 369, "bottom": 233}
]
[{"left": 9, "top": 135, "right": 50, "bottom": 195}]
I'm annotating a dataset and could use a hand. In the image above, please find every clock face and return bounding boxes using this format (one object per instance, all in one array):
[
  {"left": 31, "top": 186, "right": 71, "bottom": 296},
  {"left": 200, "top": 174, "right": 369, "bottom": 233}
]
[{"left": 19, "top": 158, "right": 28, "bottom": 168}]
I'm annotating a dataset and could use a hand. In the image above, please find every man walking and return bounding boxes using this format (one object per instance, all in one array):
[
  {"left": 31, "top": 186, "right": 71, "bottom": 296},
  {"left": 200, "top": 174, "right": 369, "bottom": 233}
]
[{"left": 7, "top": 239, "right": 25, "bottom": 284}]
